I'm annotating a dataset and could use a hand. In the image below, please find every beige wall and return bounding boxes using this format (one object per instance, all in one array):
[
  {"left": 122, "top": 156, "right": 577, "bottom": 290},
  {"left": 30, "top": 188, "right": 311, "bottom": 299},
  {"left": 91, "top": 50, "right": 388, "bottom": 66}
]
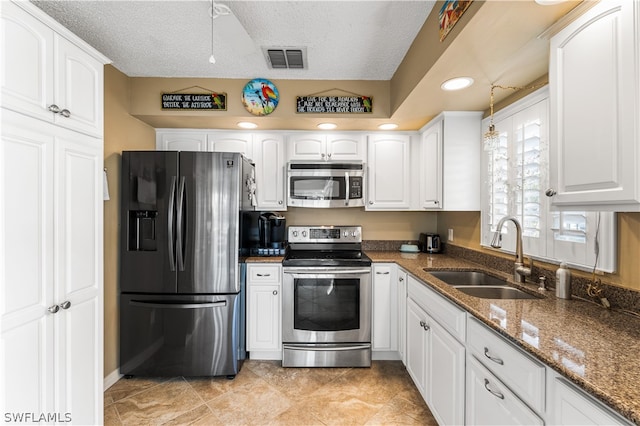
[
  {"left": 436, "top": 211, "right": 640, "bottom": 291},
  {"left": 103, "top": 65, "right": 156, "bottom": 377}
]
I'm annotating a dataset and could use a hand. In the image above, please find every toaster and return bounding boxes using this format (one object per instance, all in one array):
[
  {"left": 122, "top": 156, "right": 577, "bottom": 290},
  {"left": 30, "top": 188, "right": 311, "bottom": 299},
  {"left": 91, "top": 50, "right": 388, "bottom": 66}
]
[{"left": 419, "top": 233, "right": 442, "bottom": 253}]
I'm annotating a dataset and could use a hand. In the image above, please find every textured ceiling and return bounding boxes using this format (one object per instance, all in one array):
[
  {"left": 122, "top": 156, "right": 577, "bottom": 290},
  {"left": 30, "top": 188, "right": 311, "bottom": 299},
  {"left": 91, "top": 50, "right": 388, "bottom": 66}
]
[{"left": 31, "top": 0, "right": 435, "bottom": 80}]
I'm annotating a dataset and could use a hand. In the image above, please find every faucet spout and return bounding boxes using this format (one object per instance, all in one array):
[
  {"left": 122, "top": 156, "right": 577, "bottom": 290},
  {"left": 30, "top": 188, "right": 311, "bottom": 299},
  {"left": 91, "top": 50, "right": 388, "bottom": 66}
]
[{"left": 491, "top": 216, "right": 531, "bottom": 283}]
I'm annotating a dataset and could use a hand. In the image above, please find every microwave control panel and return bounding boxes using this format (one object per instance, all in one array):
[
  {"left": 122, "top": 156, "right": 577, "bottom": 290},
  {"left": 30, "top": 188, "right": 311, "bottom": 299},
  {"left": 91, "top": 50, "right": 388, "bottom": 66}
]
[{"left": 349, "top": 177, "right": 363, "bottom": 199}]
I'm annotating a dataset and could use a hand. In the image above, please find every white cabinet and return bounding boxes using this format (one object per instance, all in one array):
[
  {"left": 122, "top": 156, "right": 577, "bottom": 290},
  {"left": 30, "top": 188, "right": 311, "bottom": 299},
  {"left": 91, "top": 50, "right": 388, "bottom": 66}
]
[
  {"left": 550, "top": 377, "right": 630, "bottom": 425},
  {"left": 418, "top": 112, "right": 482, "bottom": 211},
  {"left": 549, "top": 0, "right": 640, "bottom": 210},
  {"left": 1, "top": 109, "right": 103, "bottom": 424},
  {"left": 287, "top": 133, "right": 366, "bottom": 161},
  {"left": 366, "top": 134, "right": 412, "bottom": 210},
  {"left": 372, "top": 264, "right": 398, "bottom": 358},
  {"left": 207, "top": 132, "right": 254, "bottom": 160},
  {"left": 254, "top": 134, "right": 286, "bottom": 210},
  {"left": 246, "top": 264, "right": 282, "bottom": 360},
  {"left": 156, "top": 131, "right": 208, "bottom": 151},
  {"left": 406, "top": 276, "right": 466, "bottom": 425},
  {"left": 466, "top": 355, "right": 543, "bottom": 425},
  {"left": 1, "top": 1, "right": 106, "bottom": 137},
  {"left": 397, "top": 268, "right": 408, "bottom": 365}
]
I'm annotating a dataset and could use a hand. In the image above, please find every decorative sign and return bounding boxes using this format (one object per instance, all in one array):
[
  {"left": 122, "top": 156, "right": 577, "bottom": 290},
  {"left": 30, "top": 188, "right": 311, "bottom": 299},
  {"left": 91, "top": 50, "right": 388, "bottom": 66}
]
[
  {"left": 439, "top": 0, "right": 473, "bottom": 42},
  {"left": 161, "top": 92, "right": 227, "bottom": 110},
  {"left": 296, "top": 96, "right": 372, "bottom": 114},
  {"left": 242, "top": 78, "right": 279, "bottom": 116}
]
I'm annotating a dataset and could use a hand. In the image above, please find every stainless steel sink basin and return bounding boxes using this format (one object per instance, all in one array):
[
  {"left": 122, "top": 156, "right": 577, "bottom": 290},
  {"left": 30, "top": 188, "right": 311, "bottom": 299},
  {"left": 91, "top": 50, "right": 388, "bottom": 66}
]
[
  {"left": 454, "top": 285, "right": 540, "bottom": 300},
  {"left": 427, "top": 270, "right": 508, "bottom": 286}
]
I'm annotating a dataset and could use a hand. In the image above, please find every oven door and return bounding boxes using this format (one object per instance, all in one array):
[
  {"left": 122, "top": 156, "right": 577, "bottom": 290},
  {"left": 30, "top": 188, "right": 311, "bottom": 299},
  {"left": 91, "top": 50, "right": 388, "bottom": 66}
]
[
  {"left": 287, "top": 169, "right": 364, "bottom": 208},
  {"left": 282, "top": 267, "right": 371, "bottom": 344}
]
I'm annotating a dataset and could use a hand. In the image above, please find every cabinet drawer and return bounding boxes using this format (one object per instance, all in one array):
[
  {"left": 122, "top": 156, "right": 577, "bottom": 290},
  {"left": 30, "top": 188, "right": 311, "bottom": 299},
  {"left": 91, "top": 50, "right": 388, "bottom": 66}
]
[
  {"left": 407, "top": 276, "right": 466, "bottom": 342},
  {"left": 467, "top": 317, "right": 545, "bottom": 413},
  {"left": 247, "top": 264, "right": 281, "bottom": 284}
]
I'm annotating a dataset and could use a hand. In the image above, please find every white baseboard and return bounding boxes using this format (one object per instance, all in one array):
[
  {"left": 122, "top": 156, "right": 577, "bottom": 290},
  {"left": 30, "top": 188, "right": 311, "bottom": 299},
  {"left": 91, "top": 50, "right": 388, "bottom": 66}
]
[
  {"left": 372, "top": 351, "right": 402, "bottom": 361},
  {"left": 104, "top": 369, "right": 123, "bottom": 391}
]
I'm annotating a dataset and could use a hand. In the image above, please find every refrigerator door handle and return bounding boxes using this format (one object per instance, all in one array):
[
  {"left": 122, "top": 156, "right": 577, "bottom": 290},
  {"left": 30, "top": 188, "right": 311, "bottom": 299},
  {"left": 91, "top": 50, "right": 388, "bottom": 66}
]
[
  {"left": 176, "top": 176, "right": 186, "bottom": 271},
  {"left": 129, "top": 300, "right": 227, "bottom": 309},
  {"left": 167, "top": 176, "right": 177, "bottom": 271}
]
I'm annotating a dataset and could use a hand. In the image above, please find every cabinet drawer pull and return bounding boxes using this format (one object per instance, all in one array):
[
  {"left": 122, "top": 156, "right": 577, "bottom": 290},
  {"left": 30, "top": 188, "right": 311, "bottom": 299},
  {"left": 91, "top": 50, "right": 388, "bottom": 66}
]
[
  {"left": 376, "top": 271, "right": 390, "bottom": 275},
  {"left": 59, "top": 109, "right": 71, "bottom": 118},
  {"left": 484, "top": 347, "right": 504, "bottom": 365},
  {"left": 257, "top": 273, "right": 271, "bottom": 277},
  {"left": 48, "top": 104, "right": 61, "bottom": 113},
  {"left": 419, "top": 320, "right": 430, "bottom": 331},
  {"left": 483, "top": 379, "right": 505, "bottom": 400}
]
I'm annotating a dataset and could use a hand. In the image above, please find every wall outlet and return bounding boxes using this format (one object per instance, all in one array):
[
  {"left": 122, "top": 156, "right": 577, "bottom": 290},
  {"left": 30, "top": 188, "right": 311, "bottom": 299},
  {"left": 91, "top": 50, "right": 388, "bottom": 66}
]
[{"left": 448, "top": 228, "right": 454, "bottom": 242}]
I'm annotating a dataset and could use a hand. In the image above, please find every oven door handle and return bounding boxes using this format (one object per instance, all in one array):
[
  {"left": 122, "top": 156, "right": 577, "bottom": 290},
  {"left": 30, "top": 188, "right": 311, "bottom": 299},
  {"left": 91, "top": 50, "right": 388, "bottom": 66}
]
[
  {"left": 283, "top": 268, "right": 371, "bottom": 276},
  {"left": 283, "top": 344, "right": 371, "bottom": 352}
]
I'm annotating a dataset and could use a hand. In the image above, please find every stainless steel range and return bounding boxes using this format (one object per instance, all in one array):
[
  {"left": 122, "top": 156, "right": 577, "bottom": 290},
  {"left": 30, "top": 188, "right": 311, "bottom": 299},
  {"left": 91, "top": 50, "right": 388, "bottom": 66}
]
[{"left": 282, "top": 225, "right": 372, "bottom": 368}]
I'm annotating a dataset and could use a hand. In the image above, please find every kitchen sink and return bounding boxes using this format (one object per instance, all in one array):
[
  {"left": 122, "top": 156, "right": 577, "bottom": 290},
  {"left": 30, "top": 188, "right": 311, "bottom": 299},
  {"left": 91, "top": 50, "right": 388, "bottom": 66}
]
[
  {"left": 427, "top": 270, "right": 508, "bottom": 286},
  {"left": 454, "top": 285, "right": 540, "bottom": 300}
]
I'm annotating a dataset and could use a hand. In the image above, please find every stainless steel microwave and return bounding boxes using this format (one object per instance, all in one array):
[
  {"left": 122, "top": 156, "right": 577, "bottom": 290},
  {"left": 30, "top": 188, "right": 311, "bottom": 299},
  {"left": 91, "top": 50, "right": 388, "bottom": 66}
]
[{"left": 287, "top": 161, "right": 365, "bottom": 208}]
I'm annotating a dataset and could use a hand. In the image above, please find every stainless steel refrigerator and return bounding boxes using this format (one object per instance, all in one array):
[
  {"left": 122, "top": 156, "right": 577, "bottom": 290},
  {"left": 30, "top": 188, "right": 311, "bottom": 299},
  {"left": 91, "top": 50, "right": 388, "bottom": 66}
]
[{"left": 119, "top": 151, "right": 255, "bottom": 377}]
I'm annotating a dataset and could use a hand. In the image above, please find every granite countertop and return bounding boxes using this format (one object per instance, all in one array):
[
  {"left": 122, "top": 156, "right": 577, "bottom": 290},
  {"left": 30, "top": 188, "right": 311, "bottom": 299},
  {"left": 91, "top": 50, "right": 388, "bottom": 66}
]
[
  {"left": 244, "top": 256, "right": 284, "bottom": 263},
  {"left": 367, "top": 251, "right": 640, "bottom": 424}
]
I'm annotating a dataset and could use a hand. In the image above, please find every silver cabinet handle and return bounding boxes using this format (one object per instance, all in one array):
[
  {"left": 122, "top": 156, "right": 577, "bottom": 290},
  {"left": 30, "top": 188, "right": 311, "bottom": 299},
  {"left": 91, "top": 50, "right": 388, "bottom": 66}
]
[
  {"left": 59, "top": 109, "right": 71, "bottom": 118},
  {"left": 48, "top": 104, "right": 61, "bottom": 113},
  {"left": 484, "top": 347, "right": 504, "bottom": 365},
  {"left": 419, "top": 320, "right": 430, "bottom": 331},
  {"left": 484, "top": 379, "right": 505, "bottom": 400},
  {"left": 272, "top": 290, "right": 278, "bottom": 295},
  {"left": 48, "top": 304, "right": 60, "bottom": 314},
  {"left": 545, "top": 188, "right": 557, "bottom": 197},
  {"left": 60, "top": 300, "right": 71, "bottom": 310},
  {"left": 321, "top": 153, "right": 326, "bottom": 158},
  {"left": 368, "top": 201, "right": 373, "bottom": 205},
  {"left": 328, "top": 153, "right": 332, "bottom": 158},
  {"left": 278, "top": 200, "right": 283, "bottom": 205},
  {"left": 399, "top": 277, "right": 404, "bottom": 282},
  {"left": 257, "top": 273, "right": 271, "bottom": 277},
  {"left": 376, "top": 271, "right": 390, "bottom": 275}
]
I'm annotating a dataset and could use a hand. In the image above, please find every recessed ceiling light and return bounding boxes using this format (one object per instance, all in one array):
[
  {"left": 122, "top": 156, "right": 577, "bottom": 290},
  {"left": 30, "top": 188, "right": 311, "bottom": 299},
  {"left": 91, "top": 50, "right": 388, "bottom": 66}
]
[
  {"left": 237, "top": 121, "right": 257, "bottom": 129},
  {"left": 317, "top": 123, "right": 337, "bottom": 130},
  {"left": 441, "top": 77, "right": 474, "bottom": 91},
  {"left": 378, "top": 123, "right": 398, "bottom": 130}
]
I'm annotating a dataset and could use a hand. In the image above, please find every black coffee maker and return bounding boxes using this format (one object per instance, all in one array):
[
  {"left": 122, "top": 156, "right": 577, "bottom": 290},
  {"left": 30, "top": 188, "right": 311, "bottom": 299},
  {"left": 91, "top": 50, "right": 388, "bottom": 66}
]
[{"left": 259, "top": 212, "right": 286, "bottom": 250}]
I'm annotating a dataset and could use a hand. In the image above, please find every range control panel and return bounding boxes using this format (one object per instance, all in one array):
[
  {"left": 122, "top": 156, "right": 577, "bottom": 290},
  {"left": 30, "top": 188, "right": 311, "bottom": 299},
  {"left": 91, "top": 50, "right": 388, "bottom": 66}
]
[{"left": 287, "top": 226, "right": 362, "bottom": 244}]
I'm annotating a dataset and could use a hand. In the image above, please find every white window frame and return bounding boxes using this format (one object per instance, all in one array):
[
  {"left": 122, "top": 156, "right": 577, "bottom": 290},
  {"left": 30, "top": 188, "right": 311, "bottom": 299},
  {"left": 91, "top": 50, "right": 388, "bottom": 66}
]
[{"left": 480, "top": 87, "right": 616, "bottom": 273}]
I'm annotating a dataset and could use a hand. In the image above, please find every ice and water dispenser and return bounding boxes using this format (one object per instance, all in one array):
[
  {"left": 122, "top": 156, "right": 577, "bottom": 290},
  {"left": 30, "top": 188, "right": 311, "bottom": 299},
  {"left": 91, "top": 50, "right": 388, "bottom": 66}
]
[{"left": 127, "top": 173, "right": 159, "bottom": 252}]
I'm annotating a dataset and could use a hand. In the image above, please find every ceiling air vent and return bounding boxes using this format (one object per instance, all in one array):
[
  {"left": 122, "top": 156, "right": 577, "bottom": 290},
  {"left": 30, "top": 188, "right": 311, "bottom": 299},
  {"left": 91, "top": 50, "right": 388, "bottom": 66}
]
[{"left": 263, "top": 47, "right": 307, "bottom": 69}]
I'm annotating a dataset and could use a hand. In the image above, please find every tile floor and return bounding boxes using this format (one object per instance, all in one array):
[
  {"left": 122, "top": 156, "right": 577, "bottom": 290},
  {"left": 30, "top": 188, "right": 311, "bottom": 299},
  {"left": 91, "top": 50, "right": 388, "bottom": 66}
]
[{"left": 104, "top": 360, "right": 437, "bottom": 425}]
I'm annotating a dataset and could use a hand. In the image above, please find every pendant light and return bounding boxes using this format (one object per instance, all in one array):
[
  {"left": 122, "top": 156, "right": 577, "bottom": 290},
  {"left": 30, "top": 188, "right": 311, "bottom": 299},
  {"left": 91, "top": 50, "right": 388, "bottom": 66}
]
[{"left": 209, "top": 0, "right": 216, "bottom": 64}]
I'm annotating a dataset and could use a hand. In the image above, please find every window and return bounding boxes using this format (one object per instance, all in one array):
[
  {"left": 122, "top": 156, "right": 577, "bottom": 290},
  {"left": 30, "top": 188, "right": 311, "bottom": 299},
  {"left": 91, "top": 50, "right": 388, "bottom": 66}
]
[{"left": 481, "top": 87, "right": 615, "bottom": 272}]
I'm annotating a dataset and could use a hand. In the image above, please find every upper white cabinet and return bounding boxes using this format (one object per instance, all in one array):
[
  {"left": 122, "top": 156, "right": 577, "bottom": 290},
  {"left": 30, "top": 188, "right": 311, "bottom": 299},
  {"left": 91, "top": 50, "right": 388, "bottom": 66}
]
[
  {"left": 156, "top": 130, "right": 208, "bottom": 151},
  {"left": 1, "top": 1, "right": 106, "bottom": 137},
  {"left": 287, "top": 133, "right": 366, "bottom": 161},
  {"left": 207, "top": 131, "right": 254, "bottom": 160},
  {"left": 254, "top": 134, "right": 286, "bottom": 211},
  {"left": 366, "top": 134, "right": 412, "bottom": 210},
  {"left": 418, "top": 112, "right": 482, "bottom": 211},
  {"left": 549, "top": 0, "right": 640, "bottom": 210}
]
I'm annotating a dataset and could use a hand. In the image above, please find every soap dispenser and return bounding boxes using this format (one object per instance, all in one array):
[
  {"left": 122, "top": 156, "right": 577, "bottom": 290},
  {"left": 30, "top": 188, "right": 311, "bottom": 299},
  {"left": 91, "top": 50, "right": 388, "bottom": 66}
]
[{"left": 555, "top": 262, "right": 572, "bottom": 299}]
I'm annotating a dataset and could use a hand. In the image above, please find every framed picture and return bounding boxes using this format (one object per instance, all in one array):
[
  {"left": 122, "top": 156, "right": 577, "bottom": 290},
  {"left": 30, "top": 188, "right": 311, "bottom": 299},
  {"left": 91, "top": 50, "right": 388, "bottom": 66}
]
[{"left": 439, "top": 0, "right": 473, "bottom": 42}]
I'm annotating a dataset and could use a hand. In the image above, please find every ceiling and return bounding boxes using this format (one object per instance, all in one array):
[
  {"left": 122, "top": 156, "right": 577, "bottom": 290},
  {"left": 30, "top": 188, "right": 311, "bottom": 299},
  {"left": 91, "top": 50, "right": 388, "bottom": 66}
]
[{"left": 31, "top": 0, "right": 583, "bottom": 130}]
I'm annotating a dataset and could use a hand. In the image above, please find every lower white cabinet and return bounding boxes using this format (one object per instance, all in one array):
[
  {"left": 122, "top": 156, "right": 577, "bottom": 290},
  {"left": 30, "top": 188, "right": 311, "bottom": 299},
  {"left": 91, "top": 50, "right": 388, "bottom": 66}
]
[
  {"left": 406, "top": 276, "right": 465, "bottom": 425},
  {"left": 372, "top": 264, "right": 398, "bottom": 357},
  {"left": 550, "top": 377, "right": 630, "bottom": 425},
  {"left": 1, "top": 109, "right": 103, "bottom": 424},
  {"left": 466, "top": 354, "right": 543, "bottom": 425},
  {"left": 246, "top": 264, "right": 282, "bottom": 359}
]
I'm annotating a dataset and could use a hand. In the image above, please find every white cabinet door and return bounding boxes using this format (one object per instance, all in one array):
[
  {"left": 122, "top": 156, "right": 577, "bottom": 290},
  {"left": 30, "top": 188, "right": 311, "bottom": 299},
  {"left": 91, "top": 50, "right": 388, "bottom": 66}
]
[
  {"left": 1, "top": 0, "right": 54, "bottom": 123},
  {"left": 287, "top": 133, "right": 325, "bottom": 160},
  {"left": 549, "top": 0, "right": 640, "bottom": 210},
  {"left": 420, "top": 120, "right": 442, "bottom": 209},
  {"left": 1, "top": 110, "right": 103, "bottom": 425},
  {"left": 246, "top": 264, "right": 282, "bottom": 359},
  {"left": 466, "top": 355, "right": 543, "bottom": 425},
  {"left": 397, "top": 269, "right": 407, "bottom": 365},
  {"left": 156, "top": 131, "right": 208, "bottom": 151},
  {"left": 207, "top": 132, "right": 254, "bottom": 159},
  {"left": 372, "top": 264, "right": 397, "bottom": 353},
  {"left": 552, "top": 378, "right": 630, "bottom": 425},
  {"left": 54, "top": 36, "right": 104, "bottom": 137},
  {"left": 254, "top": 134, "right": 286, "bottom": 210},
  {"left": 1, "top": 111, "right": 56, "bottom": 418},
  {"left": 405, "top": 297, "right": 428, "bottom": 400},
  {"left": 427, "top": 319, "right": 465, "bottom": 426},
  {"left": 326, "top": 134, "right": 366, "bottom": 161},
  {"left": 366, "top": 134, "right": 411, "bottom": 210}
]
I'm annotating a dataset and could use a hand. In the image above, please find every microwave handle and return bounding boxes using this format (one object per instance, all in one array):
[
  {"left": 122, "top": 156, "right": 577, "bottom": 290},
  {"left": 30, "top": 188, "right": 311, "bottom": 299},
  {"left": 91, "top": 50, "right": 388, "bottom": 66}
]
[{"left": 345, "top": 172, "right": 350, "bottom": 206}]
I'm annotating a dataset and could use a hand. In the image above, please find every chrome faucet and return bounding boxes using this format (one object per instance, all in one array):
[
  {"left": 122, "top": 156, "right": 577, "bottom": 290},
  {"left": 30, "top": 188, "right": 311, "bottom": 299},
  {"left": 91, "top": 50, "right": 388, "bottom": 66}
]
[{"left": 490, "top": 216, "right": 532, "bottom": 283}]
